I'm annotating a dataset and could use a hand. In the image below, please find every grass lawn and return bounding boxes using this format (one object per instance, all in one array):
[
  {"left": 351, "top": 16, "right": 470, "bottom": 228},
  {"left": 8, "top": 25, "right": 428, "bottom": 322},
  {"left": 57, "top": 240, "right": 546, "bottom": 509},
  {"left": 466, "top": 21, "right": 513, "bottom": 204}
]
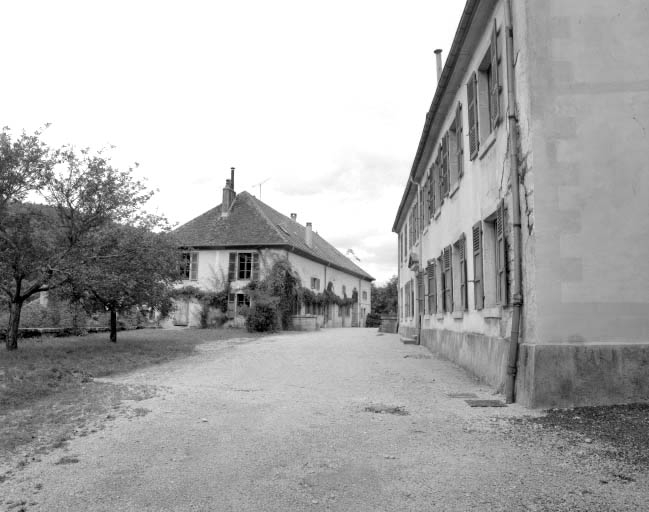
[{"left": 0, "top": 327, "right": 266, "bottom": 481}]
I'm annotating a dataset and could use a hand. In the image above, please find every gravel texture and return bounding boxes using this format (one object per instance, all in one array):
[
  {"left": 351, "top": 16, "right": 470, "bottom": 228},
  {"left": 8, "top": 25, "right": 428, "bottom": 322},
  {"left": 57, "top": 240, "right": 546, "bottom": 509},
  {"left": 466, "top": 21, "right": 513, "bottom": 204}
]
[{"left": 1, "top": 328, "right": 648, "bottom": 511}]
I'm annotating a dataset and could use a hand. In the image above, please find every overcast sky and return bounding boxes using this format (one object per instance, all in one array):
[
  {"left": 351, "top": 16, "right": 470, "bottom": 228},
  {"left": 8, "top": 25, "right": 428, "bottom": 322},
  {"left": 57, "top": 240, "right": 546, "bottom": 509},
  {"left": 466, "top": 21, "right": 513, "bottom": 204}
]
[{"left": 3, "top": 0, "right": 465, "bottom": 285}]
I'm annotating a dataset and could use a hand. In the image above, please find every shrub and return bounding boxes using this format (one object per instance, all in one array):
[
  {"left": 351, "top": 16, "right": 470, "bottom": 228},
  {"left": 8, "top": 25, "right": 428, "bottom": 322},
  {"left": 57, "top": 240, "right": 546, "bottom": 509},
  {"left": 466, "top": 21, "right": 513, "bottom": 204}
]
[
  {"left": 365, "top": 312, "right": 382, "bottom": 327},
  {"left": 245, "top": 299, "right": 279, "bottom": 332}
]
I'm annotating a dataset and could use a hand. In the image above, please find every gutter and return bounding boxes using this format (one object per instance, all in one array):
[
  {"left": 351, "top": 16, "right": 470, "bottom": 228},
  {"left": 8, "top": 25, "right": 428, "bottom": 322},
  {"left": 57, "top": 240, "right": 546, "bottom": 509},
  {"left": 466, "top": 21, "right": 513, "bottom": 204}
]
[{"left": 504, "top": 0, "right": 523, "bottom": 403}]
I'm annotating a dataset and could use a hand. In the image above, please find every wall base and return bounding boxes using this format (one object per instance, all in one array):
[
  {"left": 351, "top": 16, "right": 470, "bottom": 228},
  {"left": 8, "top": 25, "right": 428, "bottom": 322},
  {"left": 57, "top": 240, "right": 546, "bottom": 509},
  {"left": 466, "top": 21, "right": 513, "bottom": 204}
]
[
  {"left": 400, "top": 326, "right": 509, "bottom": 392},
  {"left": 517, "top": 342, "right": 649, "bottom": 409}
]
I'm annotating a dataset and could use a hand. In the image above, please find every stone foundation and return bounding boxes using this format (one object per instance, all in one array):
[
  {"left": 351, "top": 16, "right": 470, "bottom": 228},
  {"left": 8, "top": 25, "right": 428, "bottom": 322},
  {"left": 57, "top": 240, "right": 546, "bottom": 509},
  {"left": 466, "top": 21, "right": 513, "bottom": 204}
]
[{"left": 517, "top": 342, "right": 649, "bottom": 409}]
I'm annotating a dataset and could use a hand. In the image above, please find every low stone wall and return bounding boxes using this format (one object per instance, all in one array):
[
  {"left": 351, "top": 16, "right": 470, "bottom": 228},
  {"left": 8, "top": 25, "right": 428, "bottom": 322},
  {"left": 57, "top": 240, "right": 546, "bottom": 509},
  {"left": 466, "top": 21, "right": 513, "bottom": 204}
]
[
  {"left": 290, "top": 315, "right": 318, "bottom": 331},
  {"left": 379, "top": 316, "right": 398, "bottom": 334}
]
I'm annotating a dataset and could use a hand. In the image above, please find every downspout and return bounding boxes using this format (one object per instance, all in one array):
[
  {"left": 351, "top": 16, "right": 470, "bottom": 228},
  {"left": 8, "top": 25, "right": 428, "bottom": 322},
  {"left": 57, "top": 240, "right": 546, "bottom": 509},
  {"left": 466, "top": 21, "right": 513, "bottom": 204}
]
[{"left": 504, "top": 0, "right": 523, "bottom": 403}]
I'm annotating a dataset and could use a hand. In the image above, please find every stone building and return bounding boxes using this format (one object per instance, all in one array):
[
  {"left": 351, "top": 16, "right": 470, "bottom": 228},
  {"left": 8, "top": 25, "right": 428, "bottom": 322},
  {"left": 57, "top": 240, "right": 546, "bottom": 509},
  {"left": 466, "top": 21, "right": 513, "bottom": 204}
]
[
  {"left": 171, "top": 169, "right": 373, "bottom": 329},
  {"left": 392, "top": 0, "right": 649, "bottom": 407}
]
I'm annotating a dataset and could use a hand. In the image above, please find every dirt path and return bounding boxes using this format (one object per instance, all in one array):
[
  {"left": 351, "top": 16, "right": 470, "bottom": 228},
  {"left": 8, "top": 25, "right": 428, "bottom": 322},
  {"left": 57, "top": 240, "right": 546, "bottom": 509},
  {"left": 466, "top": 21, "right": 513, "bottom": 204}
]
[{"left": 2, "top": 329, "right": 648, "bottom": 511}]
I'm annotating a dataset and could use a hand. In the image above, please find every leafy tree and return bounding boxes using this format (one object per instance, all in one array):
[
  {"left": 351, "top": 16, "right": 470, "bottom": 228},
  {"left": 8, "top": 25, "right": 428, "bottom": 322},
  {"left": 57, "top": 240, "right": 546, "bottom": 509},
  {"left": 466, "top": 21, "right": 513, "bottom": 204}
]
[
  {"left": 63, "top": 221, "right": 180, "bottom": 342},
  {"left": 0, "top": 127, "right": 155, "bottom": 350},
  {"left": 371, "top": 275, "right": 398, "bottom": 316}
]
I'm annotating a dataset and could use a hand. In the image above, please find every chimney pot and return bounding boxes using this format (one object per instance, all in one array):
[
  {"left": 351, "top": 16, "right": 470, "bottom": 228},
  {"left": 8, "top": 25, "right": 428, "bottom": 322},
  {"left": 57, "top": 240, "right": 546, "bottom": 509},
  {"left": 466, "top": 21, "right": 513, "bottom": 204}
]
[
  {"left": 230, "top": 167, "right": 235, "bottom": 190},
  {"left": 434, "top": 49, "right": 443, "bottom": 82},
  {"left": 290, "top": 213, "right": 297, "bottom": 221}
]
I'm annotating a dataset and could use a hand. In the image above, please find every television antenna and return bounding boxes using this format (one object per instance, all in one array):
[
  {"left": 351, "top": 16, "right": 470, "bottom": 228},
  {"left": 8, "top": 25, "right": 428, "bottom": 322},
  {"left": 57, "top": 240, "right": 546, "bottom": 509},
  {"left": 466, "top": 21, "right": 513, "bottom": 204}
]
[
  {"left": 251, "top": 178, "right": 270, "bottom": 199},
  {"left": 346, "top": 249, "right": 361, "bottom": 262}
]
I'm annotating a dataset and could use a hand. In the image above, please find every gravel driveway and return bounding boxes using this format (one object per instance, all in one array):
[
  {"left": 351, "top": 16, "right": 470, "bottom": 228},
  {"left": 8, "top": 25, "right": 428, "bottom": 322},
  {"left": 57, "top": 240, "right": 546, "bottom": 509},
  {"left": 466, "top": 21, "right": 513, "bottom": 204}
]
[{"left": 3, "top": 329, "right": 648, "bottom": 511}]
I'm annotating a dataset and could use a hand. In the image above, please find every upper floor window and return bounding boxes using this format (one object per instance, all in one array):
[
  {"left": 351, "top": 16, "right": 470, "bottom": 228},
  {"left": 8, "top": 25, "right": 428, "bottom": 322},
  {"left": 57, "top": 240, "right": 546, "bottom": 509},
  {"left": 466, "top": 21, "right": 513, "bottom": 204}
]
[
  {"left": 228, "top": 251, "right": 259, "bottom": 281},
  {"left": 311, "top": 277, "right": 321, "bottom": 291},
  {"left": 181, "top": 251, "right": 198, "bottom": 281}
]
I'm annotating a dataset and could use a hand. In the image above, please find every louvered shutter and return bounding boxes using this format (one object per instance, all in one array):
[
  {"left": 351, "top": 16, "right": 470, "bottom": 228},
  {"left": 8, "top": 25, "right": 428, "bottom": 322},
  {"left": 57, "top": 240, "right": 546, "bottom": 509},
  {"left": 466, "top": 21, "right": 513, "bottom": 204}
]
[
  {"left": 228, "top": 252, "right": 236, "bottom": 281},
  {"left": 432, "top": 162, "right": 438, "bottom": 215},
  {"left": 467, "top": 73, "right": 479, "bottom": 159},
  {"left": 459, "top": 236, "right": 467, "bottom": 311},
  {"left": 427, "top": 262, "right": 436, "bottom": 315},
  {"left": 252, "top": 252, "right": 260, "bottom": 281},
  {"left": 190, "top": 252, "right": 198, "bottom": 281},
  {"left": 490, "top": 19, "right": 501, "bottom": 128},
  {"left": 443, "top": 246, "right": 453, "bottom": 312},
  {"left": 496, "top": 200, "right": 507, "bottom": 305},
  {"left": 472, "top": 222, "right": 484, "bottom": 310},
  {"left": 456, "top": 103, "right": 464, "bottom": 178},
  {"left": 417, "top": 272, "right": 424, "bottom": 316}
]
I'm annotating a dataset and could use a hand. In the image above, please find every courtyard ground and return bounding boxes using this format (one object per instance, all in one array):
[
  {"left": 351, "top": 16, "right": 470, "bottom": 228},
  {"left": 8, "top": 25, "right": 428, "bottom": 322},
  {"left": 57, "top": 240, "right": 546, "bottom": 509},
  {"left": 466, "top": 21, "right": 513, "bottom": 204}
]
[{"left": 1, "top": 328, "right": 648, "bottom": 511}]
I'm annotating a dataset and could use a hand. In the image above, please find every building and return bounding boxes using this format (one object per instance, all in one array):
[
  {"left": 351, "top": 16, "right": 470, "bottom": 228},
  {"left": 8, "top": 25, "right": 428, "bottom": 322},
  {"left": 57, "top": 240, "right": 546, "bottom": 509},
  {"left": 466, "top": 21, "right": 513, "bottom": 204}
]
[
  {"left": 392, "top": 0, "right": 649, "bottom": 408},
  {"left": 171, "top": 169, "right": 373, "bottom": 329}
]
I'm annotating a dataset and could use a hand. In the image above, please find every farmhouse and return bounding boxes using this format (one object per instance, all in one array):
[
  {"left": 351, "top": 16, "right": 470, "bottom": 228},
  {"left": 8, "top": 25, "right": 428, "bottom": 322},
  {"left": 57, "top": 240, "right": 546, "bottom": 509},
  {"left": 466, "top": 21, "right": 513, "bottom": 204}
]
[
  {"left": 171, "top": 169, "right": 373, "bottom": 329},
  {"left": 393, "top": 0, "right": 649, "bottom": 407}
]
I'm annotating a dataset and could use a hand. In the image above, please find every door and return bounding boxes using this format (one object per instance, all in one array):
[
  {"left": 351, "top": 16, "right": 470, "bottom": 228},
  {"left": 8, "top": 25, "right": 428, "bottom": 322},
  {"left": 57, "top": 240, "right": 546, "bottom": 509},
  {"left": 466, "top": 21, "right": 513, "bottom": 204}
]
[{"left": 173, "top": 300, "right": 189, "bottom": 326}]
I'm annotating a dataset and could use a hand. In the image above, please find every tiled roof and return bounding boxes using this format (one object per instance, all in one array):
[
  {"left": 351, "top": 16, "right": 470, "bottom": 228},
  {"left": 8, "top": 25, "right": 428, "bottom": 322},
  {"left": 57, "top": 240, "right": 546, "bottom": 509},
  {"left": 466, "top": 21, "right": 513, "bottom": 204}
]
[{"left": 173, "top": 191, "right": 374, "bottom": 281}]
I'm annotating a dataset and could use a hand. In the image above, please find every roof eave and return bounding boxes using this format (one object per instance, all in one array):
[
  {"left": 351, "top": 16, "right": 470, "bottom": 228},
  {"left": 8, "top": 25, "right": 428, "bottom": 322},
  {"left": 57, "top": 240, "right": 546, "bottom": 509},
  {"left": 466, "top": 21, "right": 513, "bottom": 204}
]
[{"left": 392, "top": 0, "right": 481, "bottom": 233}]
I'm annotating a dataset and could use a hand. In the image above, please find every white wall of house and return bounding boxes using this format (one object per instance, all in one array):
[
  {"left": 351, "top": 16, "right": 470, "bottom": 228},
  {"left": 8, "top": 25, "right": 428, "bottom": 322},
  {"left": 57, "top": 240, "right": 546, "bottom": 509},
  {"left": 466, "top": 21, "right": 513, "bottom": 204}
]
[{"left": 170, "top": 247, "right": 371, "bottom": 328}]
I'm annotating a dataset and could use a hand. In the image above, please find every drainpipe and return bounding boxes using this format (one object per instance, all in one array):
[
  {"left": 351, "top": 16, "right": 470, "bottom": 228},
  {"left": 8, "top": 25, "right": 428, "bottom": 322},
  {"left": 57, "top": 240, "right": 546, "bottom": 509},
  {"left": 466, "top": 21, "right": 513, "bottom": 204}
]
[{"left": 504, "top": 0, "right": 523, "bottom": 403}]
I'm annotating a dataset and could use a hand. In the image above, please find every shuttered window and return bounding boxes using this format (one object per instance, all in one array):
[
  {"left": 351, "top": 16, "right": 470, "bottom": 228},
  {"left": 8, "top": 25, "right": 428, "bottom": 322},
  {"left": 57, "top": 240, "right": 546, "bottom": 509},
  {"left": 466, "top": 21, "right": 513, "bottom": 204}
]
[
  {"left": 442, "top": 246, "right": 453, "bottom": 313},
  {"left": 467, "top": 72, "right": 479, "bottom": 159},
  {"left": 458, "top": 235, "right": 468, "bottom": 311},
  {"left": 427, "top": 262, "right": 436, "bottom": 315},
  {"left": 181, "top": 251, "right": 198, "bottom": 281},
  {"left": 417, "top": 271, "right": 424, "bottom": 316},
  {"left": 489, "top": 20, "right": 501, "bottom": 130},
  {"left": 456, "top": 103, "right": 464, "bottom": 179},
  {"left": 472, "top": 223, "right": 484, "bottom": 310},
  {"left": 440, "top": 136, "right": 450, "bottom": 199},
  {"left": 229, "top": 251, "right": 259, "bottom": 281},
  {"left": 432, "top": 161, "right": 439, "bottom": 215},
  {"left": 496, "top": 200, "right": 508, "bottom": 305}
]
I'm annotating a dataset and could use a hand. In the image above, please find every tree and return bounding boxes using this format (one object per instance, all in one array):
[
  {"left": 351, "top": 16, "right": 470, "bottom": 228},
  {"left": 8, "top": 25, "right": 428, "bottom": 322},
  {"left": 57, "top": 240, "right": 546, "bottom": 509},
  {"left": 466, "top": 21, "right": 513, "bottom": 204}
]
[
  {"left": 0, "top": 127, "right": 155, "bottom": 350},
  {"left": 63, "top": 221, "right": 180, "bottom": 342},
  {"left": 371, "top": 275, "right": 398, "bottom": 316}
]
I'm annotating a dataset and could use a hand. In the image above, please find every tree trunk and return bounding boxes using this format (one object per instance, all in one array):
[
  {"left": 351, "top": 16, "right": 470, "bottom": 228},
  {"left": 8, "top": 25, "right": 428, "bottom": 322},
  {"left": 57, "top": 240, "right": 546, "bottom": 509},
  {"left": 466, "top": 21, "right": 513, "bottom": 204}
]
[
  {"left": 5, "top": 300, "right": 23, "bottom": 351},
  {"left": 110, "top": 309, "right": 117, "bottom": 343}
]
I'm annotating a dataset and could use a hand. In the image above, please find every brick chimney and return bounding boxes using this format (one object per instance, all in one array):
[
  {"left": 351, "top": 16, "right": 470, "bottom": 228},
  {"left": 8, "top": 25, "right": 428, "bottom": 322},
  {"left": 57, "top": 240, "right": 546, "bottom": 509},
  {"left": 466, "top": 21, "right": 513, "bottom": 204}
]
[
  {"left": 221, "top": 169, "right": 237, "bottom": 218},
  {"left": 305, "top": 222, "right": 313, "bottom": 247}
]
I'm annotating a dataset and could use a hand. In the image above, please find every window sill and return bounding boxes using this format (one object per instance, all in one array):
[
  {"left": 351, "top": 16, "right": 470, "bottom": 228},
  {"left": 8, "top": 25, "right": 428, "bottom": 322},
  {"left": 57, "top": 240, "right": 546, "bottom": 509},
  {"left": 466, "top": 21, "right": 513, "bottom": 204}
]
[
  {"left": 436, "top": 313, "right": 445, "bottom": 321},
  {"left": 449, "top": 182, "right": 460, "bottom": 198},
  {"left": 478, "top": 130, "right": 497, "bottom": 160},
  {"left": 482, "top": 306, "right": 501, "bottom": 319},
  {"left": 434, "top": 209, "right": 441, "bottom": 220},
  {"left": 452, "top": 310, "right": 464, "bottom": 320}
]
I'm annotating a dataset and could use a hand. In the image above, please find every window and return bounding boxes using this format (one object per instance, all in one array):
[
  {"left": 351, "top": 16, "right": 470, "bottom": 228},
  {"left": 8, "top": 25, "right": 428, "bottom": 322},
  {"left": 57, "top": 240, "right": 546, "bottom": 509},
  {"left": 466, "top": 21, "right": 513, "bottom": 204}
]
[
  {"left": 236, "top": 293, "right": 250, "bottom": 309},
  {"left": 495, "top": 201, "right": 508, "bottom": 306},
  {"left": 181, "top": 251, "right": 198, "bottom": 281},
  {"left": 362, "top": 290, "right": 368, "bottom": 301},
  {"left": 441, "top": 246, "right": 453, "bottom": 313},
  {"left": 427, "top": 168, "right": 435, "bottom": 220},
  {"left": 455, "top": 103, "right": 464, "bottom": 180},
  {"left": 467, "top": 72, "right": 479, "bottom": 159},
  {"left": 477, "top": 20, "right": 502, "bottom": 143},
  {"left": 342, "top": 285, "right": 347, "bottom": 297},
  {"left": 228, "top": 252, "right": 260, "bottom": 281},
  {"left": 448, "top": 106, "right": 463, "bottom": 191},
  {"left": 439, "top": 137, "right": 449, "bottom": 199},
  {"left": 426, "top": 261, "right": 436, "bottom": 315},
  {"left": 481, "top": 201, "right": 507, "bottom": 307},
  {"left": 311, "top": 277, "right": 321, "bottom": 290},
  {"left": 473, "top": 222, "right": 484, "bottom": 310},
  {"left": 453, "top": 235, "right": 468, "bottom": 311},
  {"left": 417, "top": 271, "right": 424, "bottom": 317}
]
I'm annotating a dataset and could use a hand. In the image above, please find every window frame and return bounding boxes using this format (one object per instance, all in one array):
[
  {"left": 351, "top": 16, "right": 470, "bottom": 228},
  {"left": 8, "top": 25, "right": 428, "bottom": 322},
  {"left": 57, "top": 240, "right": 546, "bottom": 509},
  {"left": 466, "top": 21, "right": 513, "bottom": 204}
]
[{"left": 181, "top": 251, "right": 198, "bottom": 281}]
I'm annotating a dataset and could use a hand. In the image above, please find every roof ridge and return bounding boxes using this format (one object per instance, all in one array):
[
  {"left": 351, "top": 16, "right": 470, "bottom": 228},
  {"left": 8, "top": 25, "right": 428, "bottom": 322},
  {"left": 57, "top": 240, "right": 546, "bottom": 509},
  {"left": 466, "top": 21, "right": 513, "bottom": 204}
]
[{"left": 239, "top": 191, "right": 291, "bottom": 244}]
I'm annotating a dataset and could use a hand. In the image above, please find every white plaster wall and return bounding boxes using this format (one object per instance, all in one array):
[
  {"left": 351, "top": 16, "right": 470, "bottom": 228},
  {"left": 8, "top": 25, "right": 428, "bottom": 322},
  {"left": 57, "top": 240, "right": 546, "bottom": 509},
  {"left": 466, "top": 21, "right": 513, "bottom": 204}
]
[{"left": 527, "top": 0, "right": 649, "bottom": 344}]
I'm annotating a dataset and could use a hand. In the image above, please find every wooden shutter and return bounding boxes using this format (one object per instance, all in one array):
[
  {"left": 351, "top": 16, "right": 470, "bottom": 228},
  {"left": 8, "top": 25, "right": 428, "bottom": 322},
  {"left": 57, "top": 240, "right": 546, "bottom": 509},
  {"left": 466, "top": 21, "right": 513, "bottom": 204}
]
[
  {"left": 440, "top": 138, "right": 449, "bottom": 198},
  {"left": 432, "top": 162, "right": 438, "bottom": 215},
  {"left": 427, "top": 262, "right": 436, "bottom": 315},
  {"left": 472, "top": 222, "right": 484, "bottom": 310},
  {"left": 456, "top": 103, "right": 464, "bottom": 178},
  {"left": 228, "top": 252, "right": 236, "bottom": 281},
  {"left": 496, "top": 200, "right": 508, "bottom": 305},
  {"left": 190, "top": 252, "right": 198, "bottom": 281},
  {"left": 443, "top": 246, "right": 453, "bottom": 312},
  {"left": 417, "top": 272, "right": 424, "bottom": 316},
  {"left": 490, "top": 19, "right": 501, "bottom": 128},
  {"left": 252, "top": 252, "right": 260, "bottom": 281},
  {"left": 459, "top": 236, "right": 467, "bottom": 311},
  {"left": 467, "top": 73, "right": 479, "bottom": 159}
]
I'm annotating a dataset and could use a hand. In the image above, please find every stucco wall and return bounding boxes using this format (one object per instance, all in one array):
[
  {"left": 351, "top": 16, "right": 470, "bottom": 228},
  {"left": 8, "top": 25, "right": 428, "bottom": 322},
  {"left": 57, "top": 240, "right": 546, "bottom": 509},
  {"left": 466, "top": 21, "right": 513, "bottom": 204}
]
[{"left": 526, "top": 0, "right": 649, "bottom": 346}]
